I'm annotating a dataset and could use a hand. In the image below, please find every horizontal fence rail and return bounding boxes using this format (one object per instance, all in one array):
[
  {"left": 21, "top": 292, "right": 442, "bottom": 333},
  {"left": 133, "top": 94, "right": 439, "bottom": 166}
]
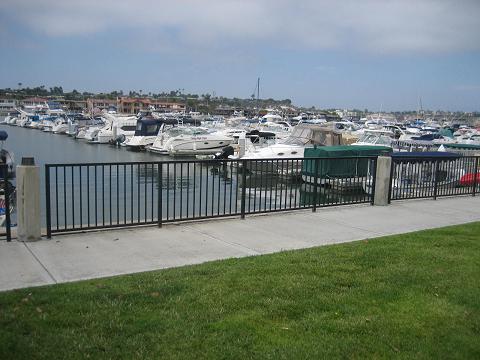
[
  {"left": 45, "top": 156, "right": 378, "bottom": 236},
  {"left": 389, "top": 155, "right": 480, "bottom": 201}
]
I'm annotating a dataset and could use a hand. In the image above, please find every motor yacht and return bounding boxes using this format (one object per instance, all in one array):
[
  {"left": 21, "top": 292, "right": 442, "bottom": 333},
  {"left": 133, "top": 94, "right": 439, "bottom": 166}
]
[
  {"left": 148, "top": 127, "right": 234, "bottom": 156},
  {"left": 124, "top": 118, "right": 173, "bottom": 151},
  {"left": 240, "top": 124, "right": 343, "bottom": 176},
  {"left": 93, "top": 114, "right": 137, "bottom": 144}
]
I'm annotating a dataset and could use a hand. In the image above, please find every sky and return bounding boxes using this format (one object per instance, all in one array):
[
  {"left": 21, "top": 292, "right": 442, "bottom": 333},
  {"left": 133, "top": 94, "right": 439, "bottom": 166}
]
[{"left": 0, "top": 0, "right": 479, "bottom": 111}]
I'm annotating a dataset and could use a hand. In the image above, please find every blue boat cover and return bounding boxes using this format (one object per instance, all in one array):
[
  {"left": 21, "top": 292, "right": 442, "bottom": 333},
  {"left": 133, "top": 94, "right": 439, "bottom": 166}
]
[
  {"left": 0, "top": 131, "right": 8, "bottom": 141},
  {"left": 391, "top": 151, "right": 461, "bottom": 158}
]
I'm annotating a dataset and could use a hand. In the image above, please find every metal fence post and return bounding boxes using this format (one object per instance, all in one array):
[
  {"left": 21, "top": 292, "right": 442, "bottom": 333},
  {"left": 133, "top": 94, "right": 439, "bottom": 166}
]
[
  {"left": 370, "top": 158, "right": 377, "bottom": 205},
  {"left": 473, "top": 157, "right": 478, "bottom": 197},
  {"left": 3, "top": 165, "right": 11, "bottom": 242},
  {"left": 433, "top": 160, "right": 439, "bottom": 200},
  {"left": 157, "top": 163, "right": 163, "bottom": 228},
  {"left": 312, "top": 158, "right": 319, "bottom": 212},
  {"left": 240, "top": 160, "right": 247, "bottom": 219},
  {"left": 45, "top": 165, "right": 52, "bottom": 239},
  {"left": 387, "top": 158, "right": 394, "bottom": 204}
]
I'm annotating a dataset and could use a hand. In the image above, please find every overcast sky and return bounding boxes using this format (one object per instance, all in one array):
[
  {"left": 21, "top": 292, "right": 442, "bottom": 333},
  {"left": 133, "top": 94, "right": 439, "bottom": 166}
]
[{"left": 1, "top": 0, "right": 479, "bottom": 111}]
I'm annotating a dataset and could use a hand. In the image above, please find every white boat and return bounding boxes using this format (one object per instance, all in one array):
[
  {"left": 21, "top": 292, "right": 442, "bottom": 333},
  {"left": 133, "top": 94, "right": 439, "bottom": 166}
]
[
  {"left": 261, "top": 113, "right": 283, "bottom": 122},
  {"left": 148, "top": 127, "right": 233, "bottom": 156},
  {"left": 124, "top": 118, "right": 166, "bottom": 151},
  {"left": 83, "top": 126, "right": 102, "bottom": 141},
  {"left": 240, "top": 125, "right": 343, "bottom": 176},
  {"left": 94, "top": 114, "right": 137, "bottom": 144},
  {"left": 52, "top": 119, "right": 69, "bottom": 134},
  {"left": 242, "top": 124, "right": 342, "bottom": 161}
]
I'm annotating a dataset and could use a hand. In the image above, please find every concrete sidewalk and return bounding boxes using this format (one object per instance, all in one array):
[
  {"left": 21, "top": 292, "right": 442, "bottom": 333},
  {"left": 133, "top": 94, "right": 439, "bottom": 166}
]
[{"left": 1, "top": 196, "right": 479, "bottom": 292}]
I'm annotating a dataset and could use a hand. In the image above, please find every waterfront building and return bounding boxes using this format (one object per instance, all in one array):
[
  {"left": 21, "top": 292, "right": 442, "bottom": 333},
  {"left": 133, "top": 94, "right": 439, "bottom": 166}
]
[
  {"left": 20, "top": 97, "right": 48, "bottom": 108},
  {"left": 117, "top": 97, "right": 185, "bottom": 114},
  {"left": 60, "top": 100, "right": 87, "bottom": 112},
  {"left": 87, "top": 98, "right": 117, "bottom": 114},
  {"left": 0, "top": 98, "right": 17, "bottom": 115}
]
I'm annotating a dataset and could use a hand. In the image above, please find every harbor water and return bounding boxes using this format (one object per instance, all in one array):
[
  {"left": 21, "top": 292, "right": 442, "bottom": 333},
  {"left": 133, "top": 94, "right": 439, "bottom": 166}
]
[{"left": 1, "top": 122, "right": 370, "bottom": 230}]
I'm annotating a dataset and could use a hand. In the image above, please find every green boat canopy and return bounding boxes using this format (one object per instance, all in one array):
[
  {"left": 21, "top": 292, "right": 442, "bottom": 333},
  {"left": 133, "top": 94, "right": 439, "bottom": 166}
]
[
  {"left": 302, "top": 145, "right": 392, "bottom": 178},
  {"left": 438, "top": 128, "right": 454, "bottom": 138}
]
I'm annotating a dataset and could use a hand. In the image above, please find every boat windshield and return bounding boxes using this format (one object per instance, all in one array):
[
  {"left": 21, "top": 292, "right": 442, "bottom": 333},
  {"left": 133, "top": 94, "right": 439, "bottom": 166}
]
[
  {"left": 280, "top": 127, "right": 312, "bottom": 145},
  {"left": 166, "top": 127, "right": 208, "bottom": 137},
  {"left": 357, "top": 133, "right": 391, "bottom": 145}
]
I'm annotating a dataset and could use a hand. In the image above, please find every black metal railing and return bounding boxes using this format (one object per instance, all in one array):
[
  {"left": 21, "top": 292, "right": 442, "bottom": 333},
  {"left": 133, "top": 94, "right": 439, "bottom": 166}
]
[
  {"left": 45, "top": 156, "right": 378, "bottom": 237},
  {"left": 389, "top": 155, "right": 480, "bottom": 201},
  {"left": 0, "top": 164, "right": 13, "bottom": 241}
]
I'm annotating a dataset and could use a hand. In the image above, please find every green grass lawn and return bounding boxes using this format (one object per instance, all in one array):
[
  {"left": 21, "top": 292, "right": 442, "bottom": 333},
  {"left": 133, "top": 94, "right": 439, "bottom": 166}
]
[{"left": 1, "top": 223, "right": 480, "bottom": 359}]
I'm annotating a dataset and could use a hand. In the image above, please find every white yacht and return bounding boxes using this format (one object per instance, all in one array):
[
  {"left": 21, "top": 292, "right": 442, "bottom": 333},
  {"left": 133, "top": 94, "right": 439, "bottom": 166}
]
[
  {"left": 124, "top": 118, "right": 167, "bottom": 151},
  {"left": 240, "top": 125, "right": 343, "bottom": 175},
  {"left": 148, "top": 127, "right": 234, "bottom": 156},
  {"left": 52, "top": 118, "right": 69, "bottom": 134},
  {"left": 83, "top": 126, "right": 102, "bottom": 141},
  {"left": 94, "top": 114, "right": 137, "bottom": 144},
  {"left": 241, "top": 125, "right": 342, "bottom": 161}
]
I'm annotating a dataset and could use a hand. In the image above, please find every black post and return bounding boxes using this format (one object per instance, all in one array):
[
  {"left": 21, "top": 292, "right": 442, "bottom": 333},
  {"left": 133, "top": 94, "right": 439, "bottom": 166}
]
[
  {"left": 433, "top": 161, "right": 439, "bottom": 200},
  {"left": 240, "top": 160, "right": 247, "bottom": 219},
  {"left": 473, "top": 157, "right": 478, "bottom": 197},
  {"left": 3, "top": 165, "right": 11, "bottom": 242},
  {"left": 157, "top": 163, "right": 163, "bottom": 228},
  {"left": 312, "top": 158, "right": 319, "bottom": 212},
  {"left": 370, "top": 158, "right": 377, "bottom": 205},
  {"left": 45, "top": 165, "right": 52, "bottom": 238},
  {"left": 387, "top": 157, "right": 394, "bottom": 204}
]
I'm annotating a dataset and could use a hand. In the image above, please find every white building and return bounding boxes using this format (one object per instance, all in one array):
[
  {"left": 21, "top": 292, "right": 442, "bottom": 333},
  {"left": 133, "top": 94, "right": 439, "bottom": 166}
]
[{"left": 0, "top": 98, "right": 17, "bottom": 114}]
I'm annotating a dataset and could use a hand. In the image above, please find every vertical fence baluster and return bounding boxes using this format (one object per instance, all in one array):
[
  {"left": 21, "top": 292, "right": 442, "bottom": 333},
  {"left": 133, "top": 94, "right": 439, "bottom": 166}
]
[
  {"left": 95, "top": 166, "right": 98, "bottom": 227},
  {"left": 55, "top": 167, "right": 59, "bottom": 230},
  {"left": 312, "top": 158, "right": 319, "bottom": 212},
  {"left": 79, "top": 166, "right": 83, "bottom": 228},
  {"left": 166, "top": 163, "right": 170, "bottom": 220},
  {"left": 186, "top": 162, "right": 190, "bottom": 219},
  {"left": 151, "top": 163, "right": 154, "bottom": 222},
  {"left": 144, "top": 163, "right": 148, "bottom": 223},
  {"left": 173, "top": 163, "right": 177, "bottom": 220},
  {"left": 433, "top": 160, "right": 439, "bottom": 200},
  {"left": 102, "top": 166, "right": 105, "bottom": 226},
  {"left": 137, "top": 164, "right": 140, "bottom": 223},
  {"left": 45, "top": 165, "right": 51, "bottom": 239},
  {"left": 130, "top": 164, "right": 133, "bottom": 224},
  {"left": 117, "top": 165, "right": 120, "bottom": 225},
  {"left": 473, "top": 157, "right": 478, "bottom": 197},
  {"left": 87, "top": 166, "right": 90, "bottom": 228},
  {"left": 124, "top": 164, "right": 127, "bottom": 225},
  {"left": 198, "top": 163, "right": 202, "bottom": 218},
  {"left": 193, "top": 162, "right": 196, "bottom": 218},
  {"left": 158, "top": 162, "right": 162, "bottom": 227},
  {"left": 241, "top": 160, "right": 247, "bottom": 219},
  {"left": 109, "top": 165, "right": 112, "bottom": 226}
]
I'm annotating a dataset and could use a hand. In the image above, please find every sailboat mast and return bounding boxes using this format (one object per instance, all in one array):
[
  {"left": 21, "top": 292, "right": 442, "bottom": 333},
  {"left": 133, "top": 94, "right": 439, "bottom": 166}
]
[
  {"left": 256, "top": 77, "right": 260, "bottom": 117},
  {"left": 257, "top": 77, "right": 260, "bottom": 101}
]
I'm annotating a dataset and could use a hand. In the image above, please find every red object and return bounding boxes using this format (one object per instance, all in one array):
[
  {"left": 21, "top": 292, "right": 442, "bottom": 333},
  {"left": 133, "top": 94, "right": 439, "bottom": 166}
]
[{"left": 459, "top": 173, "right": 480, "bottom": 186}]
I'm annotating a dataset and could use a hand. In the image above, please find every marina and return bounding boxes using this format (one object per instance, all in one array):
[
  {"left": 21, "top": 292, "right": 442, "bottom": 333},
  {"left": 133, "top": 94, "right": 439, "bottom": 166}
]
[{"left": 1, "top": 110, "right": 480, "bottom": 235}]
